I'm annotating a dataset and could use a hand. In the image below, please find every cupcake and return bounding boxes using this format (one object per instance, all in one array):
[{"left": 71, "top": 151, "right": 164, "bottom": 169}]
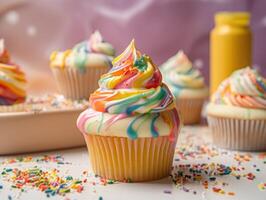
[
  {"left": 50, "top": 31, "right": 115, "bottom": 100},
  {"left": 77, "top": 40, "right": 181, "bottom": 182},
  {"left": 207, "top": 67, "right": 266, "bottom": 151},
  {"left": 160, "top": 51, "right": 208, "bottom": 124},
  {"left": 0, "top": 39, "right": 27, "bottom": 112}
]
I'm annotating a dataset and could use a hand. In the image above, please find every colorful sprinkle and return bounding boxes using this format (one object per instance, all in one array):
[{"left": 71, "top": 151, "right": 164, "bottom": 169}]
[
  {"left": 171, "top": 132, "right": 266, "bottom": 197},
  {"left": 234, "top": 153, "right": 252, "bottom": 163},
  {"left": 163, "top": 190, "right": 172, "bottom": 194},
  {"left": 228, "top": 192, "right": 235, "bottom": 196},
  {"left": 1, "top": 167, "right": 84, "bottom": 197},
  {"left": 257, "top": 182, "right": 266, "bottom": 191},
  {"left": 1, "top": 155, "right": 69, "bottom": 165}
]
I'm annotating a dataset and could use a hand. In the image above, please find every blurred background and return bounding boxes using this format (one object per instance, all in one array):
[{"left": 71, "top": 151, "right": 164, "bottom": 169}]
[{"left": 0, "top": 0, "right": 265, "bottom": 94}]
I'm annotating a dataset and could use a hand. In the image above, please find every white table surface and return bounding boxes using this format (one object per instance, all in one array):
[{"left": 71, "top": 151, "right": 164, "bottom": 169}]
[{"left": 0, "top": 126, "right": 265, "bottom": 200}]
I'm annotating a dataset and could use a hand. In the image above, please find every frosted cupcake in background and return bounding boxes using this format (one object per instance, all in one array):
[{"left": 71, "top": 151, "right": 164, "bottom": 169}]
[
  {"left": 50, "top": 31, "right": 115, "bottom": 100},
  {"left": 77, "top": 40, "right": 181, "bottom": 182},
  {"left": 160, "top": 51, "right": 208, "bottom": 124},
  {"left": 207, "top": 67, "right": 266, "bottom": 151},
  {"left": 0, "top": 39, "right": 27, "bottom": 112}
]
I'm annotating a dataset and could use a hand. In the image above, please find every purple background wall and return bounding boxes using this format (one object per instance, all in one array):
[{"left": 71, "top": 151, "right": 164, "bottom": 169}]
[{"left": 0, "top": 0, "right": 265, "bottom": 93}]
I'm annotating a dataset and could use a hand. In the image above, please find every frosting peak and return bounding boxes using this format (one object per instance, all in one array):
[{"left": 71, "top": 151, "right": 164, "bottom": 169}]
[
  {"left": 169, "top": 51, "right": 192, "bottom": 73},
  {"left": 73, "top": 31, "right": 115, "bottom": 57},
  {"left": 160, "top": 51, "right": 206, "bottom": 96},
  {"left": 0, "top": 39, "right": 10, "bottom": 64},
  {"left": 211, "top": 67, "right": 266, "bottom": 109},
  {"left": 90, "top": 40, "right": 174, "bottom": 115},
  {"left": 99, "top": 40, "right": 162, "bottom": 90},
  {"left": 50, "top": 31, "right": 115, "bottom": 70}
]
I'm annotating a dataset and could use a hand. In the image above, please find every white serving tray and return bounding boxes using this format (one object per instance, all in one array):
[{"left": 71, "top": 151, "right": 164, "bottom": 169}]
[{"left": 0, "top": 108, "right": 85, "bottom": 155}]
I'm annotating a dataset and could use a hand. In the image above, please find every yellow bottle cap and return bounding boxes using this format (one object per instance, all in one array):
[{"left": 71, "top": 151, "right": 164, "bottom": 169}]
[{"left": 215, "top": 12, "right": 250, "bottom": 26}]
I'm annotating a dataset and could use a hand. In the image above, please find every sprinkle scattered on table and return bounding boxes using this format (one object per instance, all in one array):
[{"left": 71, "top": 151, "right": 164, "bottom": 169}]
[
  {"left": 1, "top": 167, "right": 84, "bottom": 197},
  {"left": 234, "top": 153, "right": 252, "bottom": 163},
  {"left": 1, "top": 155, "right": 69, "bottom": 165},
  {"left": 163, "top": 190, "right": 172, "bottom": 194},
  {"left": 257, "top": 182, "right": 266, "bottom": 191},
  {"left": 258, "top": 153, "right": 266, "bottom": 160},
  {"left": 11, "top": 94, "right": 89, "bottom": 113},
  {"left": 172, "top": 133, "right": 266, "bottom": 196},
  {"left": 0, "top": 164, "right": 118, "bottom": 198},
  {"left": 0, "top": 130, "right": 265, "bottom": 199},
  {"left": 171, "top": 162, "right": 246, "bottom": 196}
]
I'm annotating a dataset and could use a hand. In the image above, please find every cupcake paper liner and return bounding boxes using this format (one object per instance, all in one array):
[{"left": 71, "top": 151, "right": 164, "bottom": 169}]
[
  {"left": 176, "top": 98, "right": 205, "bottom": 125},
  {"left": 208, "top": 116, "right": 266, "bottom": 151},
  {"left": 84, "top": 135, "right": 177, "bottom": 182},
  {"left": 52, "top": 67, "right": 108, "bottom": 100}
]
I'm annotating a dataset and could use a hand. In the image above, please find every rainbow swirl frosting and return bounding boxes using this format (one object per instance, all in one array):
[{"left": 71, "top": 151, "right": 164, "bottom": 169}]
[
  {"left": 50, "top": 31, "right": 115, "bottom": 72},
  {"left": 77, "top": 40, "right": 180, "bottom": 140},
  {"left": 160, "top": 51, "right": 208, "bottom": 98},
  {"left": 211, "top": 67, "right": 266, "bottom": 109},
  {"left": 90, "top": 40, "right": 174, "bottom": 114},
  {"left": 0, "top": 40, "right": 27, "bottom": 105}
]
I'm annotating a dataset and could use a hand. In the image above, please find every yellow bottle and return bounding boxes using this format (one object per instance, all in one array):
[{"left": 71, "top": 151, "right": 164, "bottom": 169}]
[{"left": 210, "top": 12, "right": 252, "bottom": 94}]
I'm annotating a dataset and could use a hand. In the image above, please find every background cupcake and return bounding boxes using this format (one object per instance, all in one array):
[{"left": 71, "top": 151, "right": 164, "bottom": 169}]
[
  {"left": 77, "top": 40, "right": 181, "bottom": 182},
  {"left": 0, "top": 39, "right": 27, "bottom": 112},
  {"left": 50, "top": 31, "right": 115, "bottom": 100},
  {"left": 207, "top": 67, "right": 266, "bottom": 151},
  {"left": 160, "top": 51, "right": 208, "bottom": 124}
]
